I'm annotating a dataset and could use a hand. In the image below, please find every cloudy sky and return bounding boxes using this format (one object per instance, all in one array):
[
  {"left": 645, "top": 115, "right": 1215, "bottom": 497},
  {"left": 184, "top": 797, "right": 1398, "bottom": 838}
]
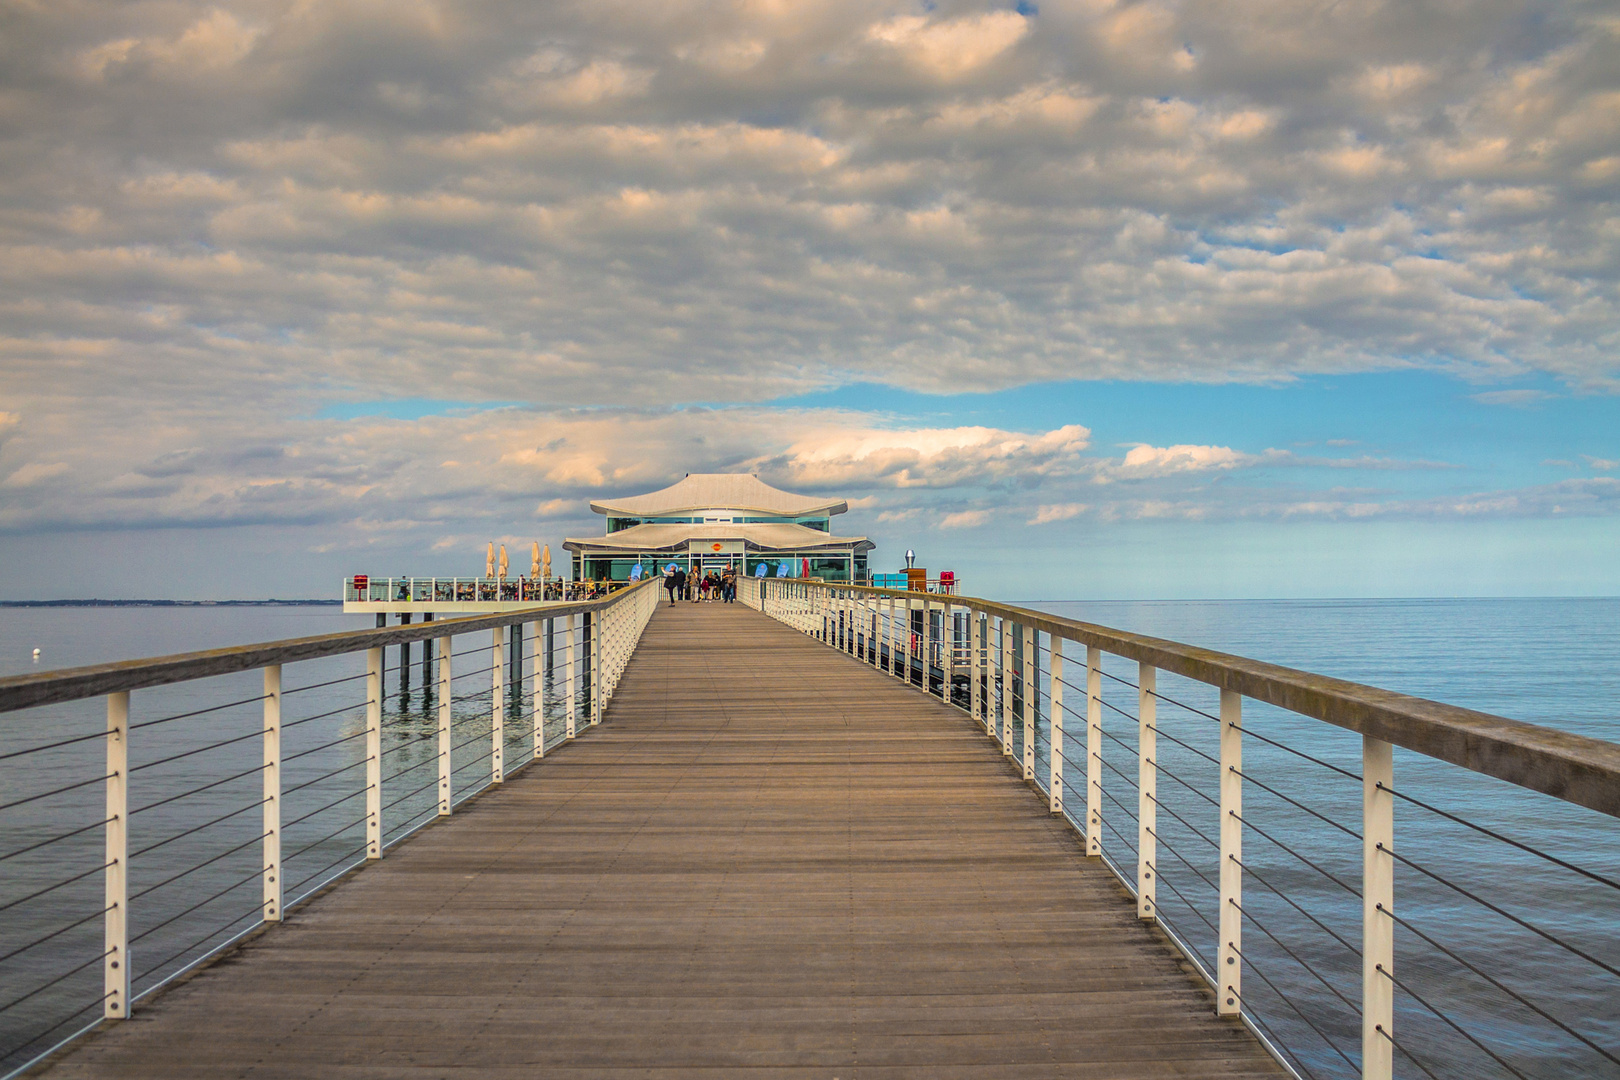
[{"left": 0, "top": 0, "right": 1616, "bottom": 599}]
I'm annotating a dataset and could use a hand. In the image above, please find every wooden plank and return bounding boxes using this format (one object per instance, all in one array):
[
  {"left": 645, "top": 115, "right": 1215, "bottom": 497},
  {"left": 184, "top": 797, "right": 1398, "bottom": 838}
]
[{"left": 38, "top": 602, "right": 1284, "bottom": 1079}]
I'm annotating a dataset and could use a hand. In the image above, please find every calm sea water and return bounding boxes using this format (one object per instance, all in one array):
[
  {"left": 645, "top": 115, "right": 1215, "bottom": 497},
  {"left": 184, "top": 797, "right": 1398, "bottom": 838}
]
[
  {"left": 1016, "top": 598, "right": 1620, "bottom": 1079},
  {"left": 1, "top": 600, "right": 1616, "bottom": 1078}
]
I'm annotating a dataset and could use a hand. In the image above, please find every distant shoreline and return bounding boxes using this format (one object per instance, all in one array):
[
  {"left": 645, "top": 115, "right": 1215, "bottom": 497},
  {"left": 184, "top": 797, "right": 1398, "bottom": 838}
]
[{"left": 0, "top": 599, "right": 342, "bottom": 607}]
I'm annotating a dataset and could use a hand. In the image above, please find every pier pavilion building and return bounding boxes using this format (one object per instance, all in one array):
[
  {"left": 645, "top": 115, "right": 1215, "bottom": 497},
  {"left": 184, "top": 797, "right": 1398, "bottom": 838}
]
[{"left": 564, "top": 473, "right": 873, "bottom": 584}]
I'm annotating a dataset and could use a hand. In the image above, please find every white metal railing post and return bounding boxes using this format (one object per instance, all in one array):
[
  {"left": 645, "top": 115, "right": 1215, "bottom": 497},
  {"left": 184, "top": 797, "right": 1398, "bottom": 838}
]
[
  {"left": 566, "top": 614, "right": 577, "bottom": 739},
  {"left": 922, "top": 595, "right": 933, "bottom": 694},
  {"left": 893, "top": 594, "right": 903, "bottom": 676},
  {"left": 365, "top": 647, "right": 382, "bottom": 859},
  {"left": 616, "top": 602, "right": 624, "bottom": 691},
  {"left": 871, "top": 594, "right": 880, "bottom": 667},
  {"left": 942, "top": 601, "right": 953, "bottom": 704},
  {"left": 104, "top": 691, "right": 129, "bottom": 1019},
  {"left": 530, "top": 621, "right": 543, "bottom": 760},
  {"left": 848, "top": 589, "right": 856, "bottom": 654},
  {"left": 1364, "top": 736, "right": 1395, "bottom": 1080},
  {"left": 1023, "top": 624, "right": 1036, "bottom": 782},
  {"left": 263, "top": 666, "right": 281, "bottom": 922},
  {"left": 859, "top": 593, "right": 868, "bottom": 663},
  {"left": 862, "top": 592, "right": 871, "bottom": 663},
  {"left": 1219, "top": 689, "right": 1242, "bottom": 1016},
  {"left": 1138, "top": 663, "right": 1156, "bottom": 920},
  {"left": 591, "top": 610, "right": 602, "bottom": 725},
  {"left": 491, "top": 626, "right": 505, "bottom": 783},
  {"left": 1000, "top": 618, "right": 1013, "bottom": 758},
  {"left": 1086, "top": 646, "right": 1102, "bottom": 856},
  {"left": 887, "top": 596, "right": 897, "bottom": 677},
  {"left": 1049, "top": 639, "right": 1063, "bottom": 813},
  {"left": 970, "top": 609, "right": 982, "bottom": 726},
  {"left": 437, "top": 635, "right": 451, "bottom": 814},
  {"left": 848, "top": 589, "right": 855, "bottom": 654}
]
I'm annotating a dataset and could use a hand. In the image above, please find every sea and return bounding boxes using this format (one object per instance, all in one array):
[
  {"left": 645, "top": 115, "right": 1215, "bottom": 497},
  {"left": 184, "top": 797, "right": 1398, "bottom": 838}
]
[{"left": 1, "top": 599, "right": 1616, "bottom": 1079}]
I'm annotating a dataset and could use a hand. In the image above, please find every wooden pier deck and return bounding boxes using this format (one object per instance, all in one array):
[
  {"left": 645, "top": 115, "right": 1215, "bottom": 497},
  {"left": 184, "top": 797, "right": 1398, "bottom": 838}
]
[{"left": 41, "top": 601, "right": 1283, "bottom": 1079}]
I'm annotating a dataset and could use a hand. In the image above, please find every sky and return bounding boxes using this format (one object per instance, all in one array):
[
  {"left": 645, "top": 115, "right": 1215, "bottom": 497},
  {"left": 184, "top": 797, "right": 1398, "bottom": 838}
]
[{"left": 0, "top": 0, "right": 1616, "bottom": 600}]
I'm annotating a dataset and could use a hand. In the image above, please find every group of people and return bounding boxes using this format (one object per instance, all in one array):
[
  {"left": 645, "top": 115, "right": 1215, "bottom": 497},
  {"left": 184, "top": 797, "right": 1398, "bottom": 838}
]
[{"left": 662, "top": 565, "right": 737, "bottom": 605}]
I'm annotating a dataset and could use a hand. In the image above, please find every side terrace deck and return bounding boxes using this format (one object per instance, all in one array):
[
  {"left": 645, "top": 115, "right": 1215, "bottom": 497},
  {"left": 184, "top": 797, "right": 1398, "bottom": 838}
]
[{"left": 36, "top": 601, "right": 1280, "bottom": 1078}]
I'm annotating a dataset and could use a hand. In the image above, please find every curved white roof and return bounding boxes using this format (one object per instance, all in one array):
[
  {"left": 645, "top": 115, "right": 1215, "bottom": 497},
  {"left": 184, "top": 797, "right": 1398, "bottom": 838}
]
[{"left": 590, "top": 474, "right": 847, "bottom": 518}]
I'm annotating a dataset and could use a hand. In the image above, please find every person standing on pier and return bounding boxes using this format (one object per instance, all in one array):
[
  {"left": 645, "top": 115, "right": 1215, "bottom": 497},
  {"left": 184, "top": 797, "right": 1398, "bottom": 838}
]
[{"left": 666, "top": 565, "right": 684, "bottom": 605}]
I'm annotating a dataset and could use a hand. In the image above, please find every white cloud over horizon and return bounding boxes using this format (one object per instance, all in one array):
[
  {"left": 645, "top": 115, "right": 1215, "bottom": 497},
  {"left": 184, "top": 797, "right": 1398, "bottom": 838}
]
[
  {"left": 0, "top": 404, "right": 1610, "bottom": 551},
  {"left": 2, "top": 0, "right": 1618, "bottom": 422},
  {"left": 0, "top": 0, "right": 1616, "bottom": 596}
]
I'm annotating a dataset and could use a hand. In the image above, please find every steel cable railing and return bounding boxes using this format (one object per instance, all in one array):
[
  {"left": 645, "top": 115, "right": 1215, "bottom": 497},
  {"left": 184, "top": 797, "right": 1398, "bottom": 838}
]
[
  {"left": 1229, "top": 942, "right": 1354, "bottom": 1077},
  {"left": 0, "top": 861, "right": 114, "bottom": 916},
  {"left": 745, "top": 580, "right": 1620, "bottom": 1080},
  {"left": 130, "top": 798, "right": 269, "bottom": 860},
  {"left": 0, "top": 582, "right": 658, "bottom": 1078},
  {"left": 0, "top": 729, "right": 111, "bottom": 764},
  {"left": 0, "top": 817, "right": 115, "bottom": 864},
  {"left": 1378, "top": 842, "right": 1619, "bottom": 979},
  {"left": 128, "top": 693, "right": 272, "bottom": 731},
  {"left": 131, "top": 900, "right": 267, "bottom": 988}
]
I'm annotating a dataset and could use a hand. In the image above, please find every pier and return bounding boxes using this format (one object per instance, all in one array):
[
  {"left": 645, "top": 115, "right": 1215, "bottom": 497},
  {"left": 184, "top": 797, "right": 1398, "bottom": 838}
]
[
  {"left": 27, "top": 602, "right": 1281, "bottom": 1077},
  {"left": 1, "top": 579, "right": 1615, "bottom": 1079}
]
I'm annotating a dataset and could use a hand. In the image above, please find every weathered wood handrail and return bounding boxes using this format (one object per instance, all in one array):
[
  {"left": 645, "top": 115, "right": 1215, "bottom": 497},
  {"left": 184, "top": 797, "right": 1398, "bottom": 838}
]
[
  {"left": 0, "top": 576, "right": 664, "bottom": 1073},
  {"left": 742, "top": 575, "right": 1620, "bottom": 1080},
  {"left": 793, "top": 580, "right": 1620, "bottom": 818},
  {"left": 0, "top": 583, "right": 658, "bottom": 714}
]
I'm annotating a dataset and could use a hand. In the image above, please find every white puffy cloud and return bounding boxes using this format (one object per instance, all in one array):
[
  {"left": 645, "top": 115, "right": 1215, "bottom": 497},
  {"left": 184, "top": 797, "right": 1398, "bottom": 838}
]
[
  {"left": 939, "top": 509, "right": 993, "bottom": 529},
  {"left": 1113, "top": 443, "right": 1250, "bottom": 477},
  {"left": 0, "top": 0, "right": 1615, "bottom": 596},
  {"left": 0, "top": 0, "right": 1615, "bottom": 435},
  {"left": 764, "top": 424, "right": 1092, "bottom": 489},
  {"left": 1028, "top": 502, "right": 1088, "bottom": 524}
]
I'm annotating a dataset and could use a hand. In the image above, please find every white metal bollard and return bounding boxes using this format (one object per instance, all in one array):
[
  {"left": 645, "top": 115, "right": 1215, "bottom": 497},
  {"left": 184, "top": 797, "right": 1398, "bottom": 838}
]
[
  {"left": 1219, "top": 689, "right": 1242, "bottom": 1016},
  {"left": 263, "top": 666, "right": 281, "bottom": 922},
  {"left": 1364, "top": 736, "right": 1395, "bottom": 1080},
  {"left": 1138, "top": 663, "right": 1156, "bottom": 920},
  {"left": 104, "top": 691, "right": 129, "bottom": 1019}
]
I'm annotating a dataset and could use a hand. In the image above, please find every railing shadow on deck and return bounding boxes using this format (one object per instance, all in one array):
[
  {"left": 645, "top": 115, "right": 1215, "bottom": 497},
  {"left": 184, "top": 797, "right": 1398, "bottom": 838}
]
[{"left": 738, "top": 575, "right": 1620, "bottom": 1080}]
